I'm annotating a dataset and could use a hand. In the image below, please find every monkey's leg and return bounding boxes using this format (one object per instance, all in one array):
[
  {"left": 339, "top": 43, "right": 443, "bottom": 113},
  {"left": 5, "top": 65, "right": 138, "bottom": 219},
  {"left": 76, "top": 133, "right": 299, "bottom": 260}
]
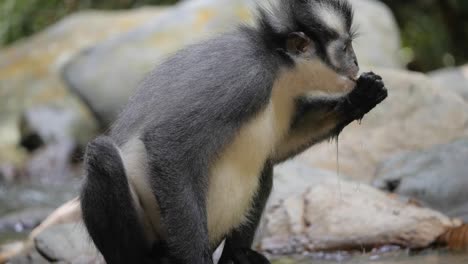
[
  {"left": 81, "top": 136, "right": 153, "bottom": 264},
  {"left": 218, "top": 162, "right": 273, "bottom": 264},
  {"left": 143, "top": 139, "right": 213, "bottom": 264},
  {"left": 274, "top": 72, "right": 388, "bottom": 163}
]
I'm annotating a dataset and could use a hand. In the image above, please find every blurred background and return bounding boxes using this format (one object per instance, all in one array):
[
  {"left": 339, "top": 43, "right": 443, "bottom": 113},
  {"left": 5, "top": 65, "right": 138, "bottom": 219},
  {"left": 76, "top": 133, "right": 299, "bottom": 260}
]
[
  {"left": 0, "top": 0, "right": 468, "bottom": 263},
  {"left": 2, "top": 0, "right": 467, "bottom": 71}
]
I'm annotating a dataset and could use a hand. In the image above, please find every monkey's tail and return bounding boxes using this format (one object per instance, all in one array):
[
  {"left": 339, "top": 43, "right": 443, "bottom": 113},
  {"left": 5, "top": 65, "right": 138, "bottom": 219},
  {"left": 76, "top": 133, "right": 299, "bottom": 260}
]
[{"left": 80, "top": 136, "right": 152, "bottom": 264}]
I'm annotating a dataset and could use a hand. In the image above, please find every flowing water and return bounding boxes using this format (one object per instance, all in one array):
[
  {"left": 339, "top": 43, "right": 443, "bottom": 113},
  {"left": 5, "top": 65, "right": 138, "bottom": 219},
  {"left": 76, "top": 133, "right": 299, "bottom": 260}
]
[
  {"left": 273, "top": 249, "right": 468, "bottom": 264},
  {"left": 0, "top": 182, "right": 79, "bottom": 244}
]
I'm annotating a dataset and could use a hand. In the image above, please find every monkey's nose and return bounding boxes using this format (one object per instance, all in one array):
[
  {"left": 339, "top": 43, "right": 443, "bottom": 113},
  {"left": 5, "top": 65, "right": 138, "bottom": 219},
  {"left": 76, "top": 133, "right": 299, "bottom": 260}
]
[{"left": 354, "top": 58, "right": 359, "bottom": 67}]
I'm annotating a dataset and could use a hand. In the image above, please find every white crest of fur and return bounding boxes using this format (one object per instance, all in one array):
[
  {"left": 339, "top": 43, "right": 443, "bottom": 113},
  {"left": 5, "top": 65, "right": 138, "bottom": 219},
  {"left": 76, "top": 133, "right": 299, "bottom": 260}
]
[
  {"left": 254, "top": 0, "right": 294, "bottom": 32},
  {"left": 313, "top": 2, "right": 347, "bottom": 35}
]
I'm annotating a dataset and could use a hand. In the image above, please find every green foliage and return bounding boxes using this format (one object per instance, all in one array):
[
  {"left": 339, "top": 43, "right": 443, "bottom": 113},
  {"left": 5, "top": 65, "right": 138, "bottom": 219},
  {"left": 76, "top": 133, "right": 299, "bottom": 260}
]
[
  {"left": 0, "top": 0, "right": 179, "bottom": 46},
  {"left": 381, "top": 0, "right": 468, "bottom": 72}
]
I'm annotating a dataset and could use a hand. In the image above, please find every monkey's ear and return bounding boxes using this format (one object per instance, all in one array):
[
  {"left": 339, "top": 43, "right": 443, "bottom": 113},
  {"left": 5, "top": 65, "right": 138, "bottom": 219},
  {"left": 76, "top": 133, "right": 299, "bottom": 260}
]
[{"left": 287, "top": 32, "right": 313, "bottom": 54}]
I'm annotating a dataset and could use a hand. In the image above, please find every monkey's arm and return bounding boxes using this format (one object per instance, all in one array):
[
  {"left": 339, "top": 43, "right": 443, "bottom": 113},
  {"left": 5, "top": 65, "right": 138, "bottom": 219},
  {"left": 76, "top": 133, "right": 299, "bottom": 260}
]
[{"left": 273, "top": 72, "right": 387, "bottom": 163}]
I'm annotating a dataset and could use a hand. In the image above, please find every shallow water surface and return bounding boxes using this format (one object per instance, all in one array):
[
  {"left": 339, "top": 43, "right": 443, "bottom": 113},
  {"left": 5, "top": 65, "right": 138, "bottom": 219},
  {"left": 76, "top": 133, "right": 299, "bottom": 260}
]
[{"left": 272, "top": 250, "right": 468, "bottom": 264}]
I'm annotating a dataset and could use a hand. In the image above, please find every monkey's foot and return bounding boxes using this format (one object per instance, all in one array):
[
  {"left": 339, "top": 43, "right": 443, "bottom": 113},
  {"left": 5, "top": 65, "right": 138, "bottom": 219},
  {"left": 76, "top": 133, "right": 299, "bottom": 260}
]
[
  {"left": 219, "top": 248, "right": 270, "bottom": 264},
  {"left": 345, "top": 71, "right": 388, "bottom": 120}
]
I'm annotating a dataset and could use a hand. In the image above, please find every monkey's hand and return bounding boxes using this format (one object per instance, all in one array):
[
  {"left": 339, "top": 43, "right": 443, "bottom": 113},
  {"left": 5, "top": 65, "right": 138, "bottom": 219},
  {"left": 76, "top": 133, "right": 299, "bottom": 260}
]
[{"left": 343, "top": 71, "right": 388, "bottom": 121}]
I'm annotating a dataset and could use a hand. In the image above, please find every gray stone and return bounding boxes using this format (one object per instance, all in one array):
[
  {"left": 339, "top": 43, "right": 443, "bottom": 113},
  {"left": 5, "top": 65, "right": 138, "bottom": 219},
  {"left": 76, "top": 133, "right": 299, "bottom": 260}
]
[
  {"left": 0, "top": 7, "right": 164, "bottom": 169},
  {"left": 24, "top": 141, "right": 78, "bottom": 185},
  {"left": 298, "top": 69, "right": 468, "bottom": 182},
  {"left": 20, "top": 106, "right": 89, "bottom": 147},
  {"left": 271, "top": 160, "right": 341, "bottom": 204},
  {"left": 351, "top": 0, "right": 402, "bottom": 68},
  {"left": 429, "top": 64, "right": 468, "bottom": 102},
  {"left": 8, "top": 250, "right": 49, "bottom": 264},
  {"left": 259, "top": 181, "right": 458, "bottom": 254},
  {"left": 63, "top": 0, "right": 402, "bottom": 126},
  {"left": 34, "top": 224, "right": 100, "bottom": 262},
  {"left": 372, "top": 139, "right": 468, "bottom": 222}
]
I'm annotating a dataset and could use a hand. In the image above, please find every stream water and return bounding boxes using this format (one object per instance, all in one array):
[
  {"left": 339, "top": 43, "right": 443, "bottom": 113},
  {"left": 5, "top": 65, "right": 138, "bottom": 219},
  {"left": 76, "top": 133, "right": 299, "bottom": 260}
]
[
  {"left": 273, "top": 249, "right": 468, "bottom": 264},
  {"left": 0, "top": 182, "right": 79, "bottom": 244}
]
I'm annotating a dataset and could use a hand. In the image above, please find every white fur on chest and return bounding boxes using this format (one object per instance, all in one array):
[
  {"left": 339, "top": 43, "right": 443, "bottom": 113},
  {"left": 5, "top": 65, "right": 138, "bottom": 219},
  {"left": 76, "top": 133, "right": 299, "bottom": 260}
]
[{"left": 207, "top": 101, "right": 282, "bottom": 244}]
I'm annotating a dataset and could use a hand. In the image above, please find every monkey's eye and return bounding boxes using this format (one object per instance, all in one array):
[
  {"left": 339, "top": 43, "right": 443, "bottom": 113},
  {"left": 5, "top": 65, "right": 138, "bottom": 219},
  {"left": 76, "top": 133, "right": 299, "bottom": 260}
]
[
  {"left": 343, "top": 42, "right": 351, "bottom": 52},
  {"left": 342, "top": 44, "right": 348, "bottom": 52}
]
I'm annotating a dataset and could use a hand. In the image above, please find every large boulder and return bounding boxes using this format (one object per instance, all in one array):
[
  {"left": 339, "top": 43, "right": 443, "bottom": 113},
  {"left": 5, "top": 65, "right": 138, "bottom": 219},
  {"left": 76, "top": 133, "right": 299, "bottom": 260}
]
[
  {"left": 0, "top": 7, "right": 165, "bottom": 181},
  {"left": 270, "top": 161, "right": 341, "bottom": 205},
  {"left": 259, "top": 180, "right": 459, "bottom": 254},
  {"left": 372, "top": 139, "right": 468, "bottom": 222},
  {"left": 298, "top": 69, "right": 468, "bottom": 182},
  {"left": 351, "top": 0, "right": 402, "bottom": 68},
  {"left": 63, "top": 0, "right": 402, "bottom": 126},
  {"left": 430, "top": 64, "right": 468, "bottom": 102}
]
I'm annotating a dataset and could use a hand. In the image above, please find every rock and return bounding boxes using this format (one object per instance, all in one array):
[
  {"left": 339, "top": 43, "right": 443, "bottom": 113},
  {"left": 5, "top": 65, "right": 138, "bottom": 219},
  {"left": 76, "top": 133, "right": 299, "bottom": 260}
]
[
  {"left": 351, "top": 0, "right": 402, "bottom": 68},
  {"left": 271, "top": 161, "right": 341, "bottom": 205},
  {"left": 259, "top": 181, "right": 459, "bottom": 254},
  {"left": 63, "top": 0, "right": 402, "bottom": 126},
  {"left": 372, "top": 139, "right": 468, "bottom": 222},
  {"left": 430, "top": 64, "right": 468, "bottom": 102},
  {"left": 0, "top": 7, "right": 166, "bottom": 167},
  {"left": 23, "top": 141, "right": 78, "bottom": 185},
  {"left": 7, "top": 250, "right": 49, "bottom": 264},
  {"left": 34, "top": 224, "right": 100, "bottom": 262},
  {"left": 0, "top": 208, "right": 53, "bottom": 234},
  {"left": 19, "top": 106, "right": 88, "bottom": 148},
  {"left": 297, "top": 69, "right": 468, "bottom": 182},
  {"left": 0, "top": 199, "right": 82, "bottom": 263},
  {"left": 252, "top": 161, "right": 342, "bottom": 246}
]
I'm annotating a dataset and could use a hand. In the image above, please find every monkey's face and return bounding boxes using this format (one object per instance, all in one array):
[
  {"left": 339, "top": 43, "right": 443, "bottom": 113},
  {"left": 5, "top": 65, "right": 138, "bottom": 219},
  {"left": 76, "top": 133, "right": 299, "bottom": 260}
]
[
  {"left": 326, "top": 37, "right": 359, "bottom": 80},
  {"left": 285, "top": 32, "right": 359, "bottom": 82},
  {"left": 288, "top": 0, "right": 359, "bottom": 80}
]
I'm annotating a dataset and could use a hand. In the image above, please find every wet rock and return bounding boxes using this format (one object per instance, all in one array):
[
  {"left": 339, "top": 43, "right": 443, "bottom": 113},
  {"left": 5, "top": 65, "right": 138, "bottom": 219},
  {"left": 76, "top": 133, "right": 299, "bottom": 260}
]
[
  {"left": 372, "top": 139, "right": 468, "bottom": 222},
  {"left": 298, "top": 69, "right": 468, "bottom": 182},
  {"left": 430, "top": 64, "right": 468, "bottom": 102},
  {"left": 63, "top": 0, "right": 402, "bottom": 126},
  {"left": 259, "top": 181, "right": 459, "bottom": 254}
]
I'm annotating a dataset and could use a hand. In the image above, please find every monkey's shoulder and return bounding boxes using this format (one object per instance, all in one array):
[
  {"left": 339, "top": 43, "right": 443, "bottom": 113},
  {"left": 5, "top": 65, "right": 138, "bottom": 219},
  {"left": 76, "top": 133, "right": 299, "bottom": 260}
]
[{"left": 111, "top": 30, "right": 281, "bottom": 151}]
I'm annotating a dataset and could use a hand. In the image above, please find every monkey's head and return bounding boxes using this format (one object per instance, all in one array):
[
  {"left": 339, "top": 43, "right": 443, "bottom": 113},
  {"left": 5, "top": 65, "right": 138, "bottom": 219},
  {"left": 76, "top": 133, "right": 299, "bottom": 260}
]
[{"left": 260, "top": 0, "right": 359, "bottom": 80}]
